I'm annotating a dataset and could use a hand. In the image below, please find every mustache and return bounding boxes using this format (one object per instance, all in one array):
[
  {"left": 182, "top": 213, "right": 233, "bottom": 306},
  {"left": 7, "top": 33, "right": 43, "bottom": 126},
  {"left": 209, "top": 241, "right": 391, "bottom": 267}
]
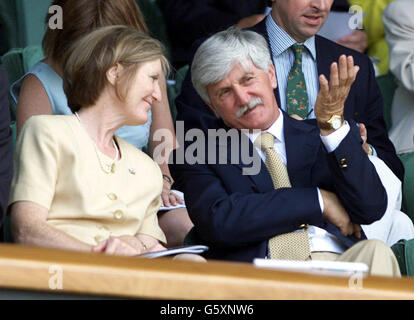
[{"left": 236, "top": 97, "right": 263, "bottom": 119}]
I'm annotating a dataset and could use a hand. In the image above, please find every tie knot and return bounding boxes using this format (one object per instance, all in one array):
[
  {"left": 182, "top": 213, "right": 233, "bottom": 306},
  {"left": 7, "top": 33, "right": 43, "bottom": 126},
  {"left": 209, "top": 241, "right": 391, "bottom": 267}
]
[
  {"left": 291, "top": 44, "right": 305, "bottom": 59},
  {"left": 254, "top": 132, "right": 275, "bottom": 150}
]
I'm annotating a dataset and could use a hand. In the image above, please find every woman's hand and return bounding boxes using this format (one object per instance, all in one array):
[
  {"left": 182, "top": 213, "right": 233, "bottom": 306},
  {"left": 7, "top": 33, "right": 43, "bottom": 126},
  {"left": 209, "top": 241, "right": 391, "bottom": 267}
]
[
  {"left": 161, "top": 179, "right": 184, "bottom": 207},
  {"left": 92, "top": 236, "right": 141, "bottom": 256},
  {"left": 136, "top": 233, "right": 166, "bottom": 253},
  {"left": 92, "top": 233, "right": 166, "bottom": 257}
]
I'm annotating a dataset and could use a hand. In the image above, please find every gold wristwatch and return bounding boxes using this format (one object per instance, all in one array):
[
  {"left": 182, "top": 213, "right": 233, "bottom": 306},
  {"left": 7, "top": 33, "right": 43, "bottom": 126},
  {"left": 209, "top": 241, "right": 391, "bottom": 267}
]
[{"left": 319, "top": 115, "right": 344, "bottom": 131}]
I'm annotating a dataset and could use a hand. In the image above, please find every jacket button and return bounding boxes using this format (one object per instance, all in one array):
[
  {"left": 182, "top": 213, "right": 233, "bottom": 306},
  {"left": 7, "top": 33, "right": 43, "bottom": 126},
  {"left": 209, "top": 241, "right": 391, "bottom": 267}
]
[{"left": 113, "top": 210, "right": 124, "bottom": 220}]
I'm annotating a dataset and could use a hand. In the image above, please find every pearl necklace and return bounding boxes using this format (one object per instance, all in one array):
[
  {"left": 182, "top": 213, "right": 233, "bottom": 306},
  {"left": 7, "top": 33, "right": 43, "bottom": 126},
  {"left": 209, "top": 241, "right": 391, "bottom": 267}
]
[{"left": 75, "top": 112, "right": 119, "bottom": 174}]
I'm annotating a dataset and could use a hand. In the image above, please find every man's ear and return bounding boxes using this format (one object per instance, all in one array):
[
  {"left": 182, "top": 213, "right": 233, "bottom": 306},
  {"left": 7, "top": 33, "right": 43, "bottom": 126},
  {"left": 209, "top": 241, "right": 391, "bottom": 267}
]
[
  {"left": 268, "top": 64, "right": 277, "bottom": 89},
  {"left": 106, "top": 64, "right": 122, "bottom": 86}
]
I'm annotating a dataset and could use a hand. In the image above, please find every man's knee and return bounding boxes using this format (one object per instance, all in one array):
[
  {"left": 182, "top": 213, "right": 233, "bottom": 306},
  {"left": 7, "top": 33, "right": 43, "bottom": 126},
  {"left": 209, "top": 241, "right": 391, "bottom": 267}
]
[
  {"left": 364, "top": 239, "right": 388, "bottom": 248},
  {"left": 361, "top": 239, "right": 392, "bottom": 254},
  {"left": 360, "top": 239, "right": 401, "bottom": 277},
  {"left": 359, "top": 239, "right": 399, "bottom": 267}
]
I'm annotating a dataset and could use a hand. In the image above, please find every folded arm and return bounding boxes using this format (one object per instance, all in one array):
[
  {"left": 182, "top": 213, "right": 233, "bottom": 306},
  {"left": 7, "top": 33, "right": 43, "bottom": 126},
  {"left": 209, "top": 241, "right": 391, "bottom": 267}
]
[
  {"left": 11, "top": 201, "right": 92, "bottom": 252},
  {"left": 323, "top": 124, "right": 387, "bottom": 224},
  {"left": 173, "top": 160, "right": 324, "bottom": 248},
  {"left": 11, "top": 201, "right": 165, "bottom": 255}
]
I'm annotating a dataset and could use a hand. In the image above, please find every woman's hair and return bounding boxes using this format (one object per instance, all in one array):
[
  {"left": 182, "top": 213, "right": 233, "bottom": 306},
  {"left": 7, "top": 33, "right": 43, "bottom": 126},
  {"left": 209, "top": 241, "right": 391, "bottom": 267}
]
[
  {"left": 63, "top": 25, "right": 169, "bottom": 113},
  {"left": 43, "top": 0, "right": 148, "bottom": 67},
  {"left": 191, "top": 27, "right": 272, "bottom": 104}
]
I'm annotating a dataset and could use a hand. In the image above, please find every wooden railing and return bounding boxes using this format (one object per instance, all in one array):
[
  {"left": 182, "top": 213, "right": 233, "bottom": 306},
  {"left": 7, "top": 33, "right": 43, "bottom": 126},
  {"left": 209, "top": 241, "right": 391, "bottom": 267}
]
[{"left": 0, "top": 243, "right": 413, "bottom": 299}]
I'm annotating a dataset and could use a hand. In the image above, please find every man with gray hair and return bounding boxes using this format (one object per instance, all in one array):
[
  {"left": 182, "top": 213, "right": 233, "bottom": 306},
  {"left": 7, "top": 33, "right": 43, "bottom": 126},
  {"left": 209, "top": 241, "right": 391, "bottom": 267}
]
[
  {"left": 170, "top": 28, "right": 401, "bottom": 277},
  {"left": 175, "top": 0, "right": 403, "bottom": 182}
]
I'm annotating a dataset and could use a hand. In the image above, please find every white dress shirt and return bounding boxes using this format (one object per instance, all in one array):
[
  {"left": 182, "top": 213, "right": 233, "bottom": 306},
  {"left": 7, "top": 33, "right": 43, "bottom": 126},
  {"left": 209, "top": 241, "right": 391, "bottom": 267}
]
[{"left": 248, "top": 112, "right": 350, "bottom": 254}]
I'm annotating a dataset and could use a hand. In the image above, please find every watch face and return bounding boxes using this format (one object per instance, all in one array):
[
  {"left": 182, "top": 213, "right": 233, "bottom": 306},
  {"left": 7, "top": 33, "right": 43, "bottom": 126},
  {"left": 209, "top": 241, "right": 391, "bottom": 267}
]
[{"left": 332, "top": 118, "right": 342, "bottom": 130}]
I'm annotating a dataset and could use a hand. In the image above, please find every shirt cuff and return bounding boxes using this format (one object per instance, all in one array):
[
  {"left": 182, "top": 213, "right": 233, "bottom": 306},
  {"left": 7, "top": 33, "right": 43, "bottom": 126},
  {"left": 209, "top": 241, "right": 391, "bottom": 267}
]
[
  {"left": 320, "top": 121, "right": 350, "bottom": 153},
  {"left": 317, "top": 187, "right": 324, "bottom": 213}
]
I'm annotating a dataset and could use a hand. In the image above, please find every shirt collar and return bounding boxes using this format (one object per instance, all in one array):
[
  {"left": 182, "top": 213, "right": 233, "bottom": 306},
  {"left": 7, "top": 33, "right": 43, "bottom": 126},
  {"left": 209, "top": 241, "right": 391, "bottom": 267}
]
[
  {"left": 265, "top": 14, "right": 317, "bottom": 61},
  {"left": 248, "top": 111, "right": 285, "bottom": 146}
]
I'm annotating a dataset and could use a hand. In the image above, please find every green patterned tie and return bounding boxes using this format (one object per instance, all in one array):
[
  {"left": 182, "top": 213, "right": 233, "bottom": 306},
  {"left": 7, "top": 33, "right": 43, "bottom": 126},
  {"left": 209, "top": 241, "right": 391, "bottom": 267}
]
[{"left": 286, "top": 44, "right": 310, "bottom": 120}]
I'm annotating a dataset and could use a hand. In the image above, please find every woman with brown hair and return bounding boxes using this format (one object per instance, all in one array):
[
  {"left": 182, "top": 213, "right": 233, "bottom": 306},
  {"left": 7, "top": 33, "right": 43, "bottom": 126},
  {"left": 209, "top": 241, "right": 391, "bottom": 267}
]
[
  {"left": 9, "top": 25, "right": 187, "bottom": 256},
  {"left": 10, "top": 0, "right": 193, "bottom": 247}
]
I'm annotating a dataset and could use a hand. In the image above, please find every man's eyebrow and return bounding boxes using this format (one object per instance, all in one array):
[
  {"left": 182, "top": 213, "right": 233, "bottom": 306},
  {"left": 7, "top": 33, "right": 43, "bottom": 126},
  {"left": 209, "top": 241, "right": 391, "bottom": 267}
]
[
  {"left": 215, "top": 86, "right": 231, "bottom": 97},
  {"left": 241, "top": 72, "right": 255, "bottom": 79}
]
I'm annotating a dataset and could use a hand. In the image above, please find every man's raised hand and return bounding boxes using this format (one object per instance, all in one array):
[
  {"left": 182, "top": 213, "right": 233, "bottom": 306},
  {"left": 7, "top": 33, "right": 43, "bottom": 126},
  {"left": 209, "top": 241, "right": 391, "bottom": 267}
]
[{"left": 314, "top": 55, "right": 360, "bottom": 128}]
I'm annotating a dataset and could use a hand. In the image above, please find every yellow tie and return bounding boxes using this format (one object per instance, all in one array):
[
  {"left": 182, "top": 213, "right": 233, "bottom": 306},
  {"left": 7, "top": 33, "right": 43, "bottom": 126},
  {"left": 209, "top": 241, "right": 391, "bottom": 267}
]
[{"left": 255, "top": 132, "right": 310, "bottom": 260}]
